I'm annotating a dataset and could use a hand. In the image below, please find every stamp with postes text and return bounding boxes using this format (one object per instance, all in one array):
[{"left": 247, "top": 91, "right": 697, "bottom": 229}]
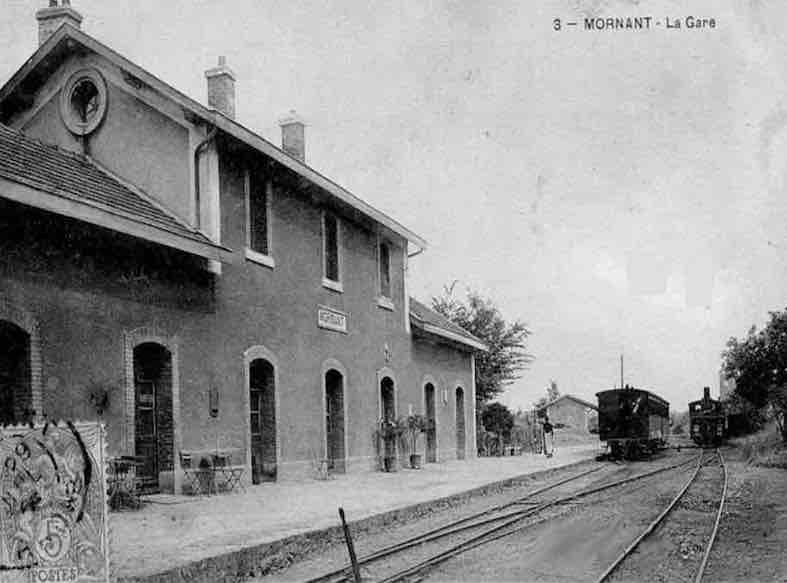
[{"left": 0, "top": 422, "right": 109, "bottom": 583}]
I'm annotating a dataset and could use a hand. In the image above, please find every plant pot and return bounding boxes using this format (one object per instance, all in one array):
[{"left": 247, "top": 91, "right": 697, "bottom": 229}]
[
  {"left": 409, "top": 454, "right": 422, "bottom": 469},
  {"left": 383, "top": 456, "right": 397, "bottom": 472}
]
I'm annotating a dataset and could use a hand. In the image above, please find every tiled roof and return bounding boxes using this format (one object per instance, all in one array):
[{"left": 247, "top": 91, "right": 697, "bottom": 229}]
[
  {"left": 0, "top": 25, "right": 426, "bottom": 251},
  {"left": 0, "top": 123, "right": 218, "bottom": 249},
  {"left": 409, "top": 297, "right": 486, "bottom": 350}
]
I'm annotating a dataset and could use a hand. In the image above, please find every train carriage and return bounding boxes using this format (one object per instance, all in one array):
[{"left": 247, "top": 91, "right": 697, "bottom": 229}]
[
  {"left": 689, "top": 386, "right": 725, "bottom": 447},
  {"left": 597, "top": 385, "right": 670, "bottom": 459}
]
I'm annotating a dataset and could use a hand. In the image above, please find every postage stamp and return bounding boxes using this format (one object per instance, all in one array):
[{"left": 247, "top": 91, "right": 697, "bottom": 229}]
[{"left": 0, "top": 422, "right": 109, "bottom": 583}]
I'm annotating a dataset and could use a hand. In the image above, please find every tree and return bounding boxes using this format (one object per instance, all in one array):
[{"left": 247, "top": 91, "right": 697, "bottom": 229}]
[
  {"left": 432, "top": 284, "right": 533, "bottom": 405},
  {"left": 481, "top": 402, "right": 515, "bottom": 440},
  {"left": 722, "top": 311, "right": 787, "bottom": 442},
  {"left": 670, "top": 410, "right": 690, "bottom": 435},
  {"left": 533, "top": 380, "right": 560, "bottom": 410},
  {"left": 547, "top": 379, "right": 560, "bottom": 401}
]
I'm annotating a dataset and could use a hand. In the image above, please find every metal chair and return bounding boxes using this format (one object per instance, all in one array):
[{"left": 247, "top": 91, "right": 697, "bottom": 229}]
[
  {"left": 180, "top": 452, "right": 205, "bottom": 495},
  {"left": 212, "top": 453, "right": 244, "bottom": 493}
]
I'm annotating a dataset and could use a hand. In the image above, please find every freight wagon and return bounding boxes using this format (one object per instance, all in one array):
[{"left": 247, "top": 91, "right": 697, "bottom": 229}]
[{"left": 597, "top": 385, "right": 670, "bottom": 459}]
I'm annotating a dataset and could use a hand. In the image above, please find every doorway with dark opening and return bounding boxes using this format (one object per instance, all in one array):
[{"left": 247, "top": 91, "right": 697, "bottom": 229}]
[
  {"left": 0, "top": 320, "right": 32, "bottom": 426},
  {"left": 425, "top": 383, "right": 437, "bottom": 463},
  {"left": 456, "top": 386, "right": 466, "bottom": 460},
  {"left": 250, "top": 359, "right": 277, "bottom": 483},
  {"left": 133, "top": 342, "right": 173, "bottom": 492},
  {"left": 380, "top": 377, "right": 396, "bottom": 467},
  {"left": 325, "top": 369, "right": 345, "bottom": 473}
]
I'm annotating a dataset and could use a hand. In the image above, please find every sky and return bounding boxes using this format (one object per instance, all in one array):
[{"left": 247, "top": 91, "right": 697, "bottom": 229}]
[{"left": 2, "top": 0, "right": 787, "bottom": 412}]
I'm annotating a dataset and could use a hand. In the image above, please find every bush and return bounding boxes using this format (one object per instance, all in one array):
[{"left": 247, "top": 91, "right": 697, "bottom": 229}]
[{"left": 731, "top": 422, "right": 786, "bottom": 466}]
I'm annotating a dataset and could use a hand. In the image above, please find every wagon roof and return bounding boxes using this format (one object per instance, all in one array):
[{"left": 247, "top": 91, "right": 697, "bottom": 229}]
[{"left": 596, "top": 387, "right": 669, "bottom": 408}]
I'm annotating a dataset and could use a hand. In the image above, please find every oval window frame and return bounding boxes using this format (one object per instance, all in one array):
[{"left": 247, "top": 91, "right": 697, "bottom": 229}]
[{"left": 60, "top": 68, "right": 108, "bottom": 136}]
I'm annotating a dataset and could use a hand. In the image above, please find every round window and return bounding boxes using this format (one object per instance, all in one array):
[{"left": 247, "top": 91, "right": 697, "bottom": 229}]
[{"left": 60, "top": 69, "right": 108, "bottom": 136}]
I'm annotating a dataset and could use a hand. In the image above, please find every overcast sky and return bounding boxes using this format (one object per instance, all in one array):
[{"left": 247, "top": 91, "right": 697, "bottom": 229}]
[{"left": 3, "top": 1, "right": 787, "bottom": 412}]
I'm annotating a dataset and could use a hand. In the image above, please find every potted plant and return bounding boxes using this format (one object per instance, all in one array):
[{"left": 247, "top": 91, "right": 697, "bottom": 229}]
[
  {"left": 405, "top": 414, "right": 427, "bottom": 469},
  {"left": 86, "top": 380, "right": 117, "bottom": 417}
]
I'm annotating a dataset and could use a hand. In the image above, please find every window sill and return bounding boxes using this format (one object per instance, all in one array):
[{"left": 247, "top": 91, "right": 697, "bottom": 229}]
[
  {"left": 322, "top": 278, "right": 344, "bottom": 293},
  {"left": 245, "top": 248, "right": 275, "bottom": 269},
  {"left": 376, "top": 296, "right": 395, "bottom": 311}
]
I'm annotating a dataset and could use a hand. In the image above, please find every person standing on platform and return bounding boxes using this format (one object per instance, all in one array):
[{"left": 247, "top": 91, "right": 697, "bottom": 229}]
[{"left": 543, "top": 417, "right": 554, "bottom": 458}]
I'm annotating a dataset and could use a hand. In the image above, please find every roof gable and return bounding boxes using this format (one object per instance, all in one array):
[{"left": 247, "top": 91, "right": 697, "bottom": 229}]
[
  {"left": 539, "top": 394, "right": 598, "bottom": 412},
  {"left": 0, "top": 24, "right": 426, "bottom": 251}
]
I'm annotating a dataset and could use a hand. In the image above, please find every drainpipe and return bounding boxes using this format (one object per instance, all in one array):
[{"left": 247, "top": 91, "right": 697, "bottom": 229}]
[
  {"left": 193, "top": 125, "right": 218, "bottom": 230},
  {"left": 403, "top": 244, "right": 424, "bottom": 334}
]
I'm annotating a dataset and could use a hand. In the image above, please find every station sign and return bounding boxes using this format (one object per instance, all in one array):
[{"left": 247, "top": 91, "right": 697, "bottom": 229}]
[{"left": 318, "top": 305, "right": 348, "bottom": 333}]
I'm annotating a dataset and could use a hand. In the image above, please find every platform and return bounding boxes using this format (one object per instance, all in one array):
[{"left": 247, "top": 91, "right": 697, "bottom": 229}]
[{"left": 113, "top": 445, "right": 599, "bottom": 581}]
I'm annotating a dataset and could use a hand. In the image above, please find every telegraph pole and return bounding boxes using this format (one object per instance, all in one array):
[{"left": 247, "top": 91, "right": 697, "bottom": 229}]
[{"left": 620, "top": 352, "right": 624, "bottom": 389}]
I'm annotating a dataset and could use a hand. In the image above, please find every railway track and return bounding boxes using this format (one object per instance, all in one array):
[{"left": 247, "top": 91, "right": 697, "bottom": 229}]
[
  {"left": 595, "top": 448, "right": 729, "bottom": 583},
  {"left": 305, "top": 452, "right": 699, "bottom": 583}
]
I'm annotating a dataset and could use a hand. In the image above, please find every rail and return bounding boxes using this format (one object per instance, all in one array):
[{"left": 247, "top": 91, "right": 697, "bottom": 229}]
[
  {"left": 595, "top": 449, "right": 727, "bottom": 583},
  {"left": 694, "top": 450, "right": 728, "bottom": 583},
  {"left": 363, "top": 454, "right": 701, "bottom": 583},
  {"left": 305, "top": 464, "right": 608, "bottom": 583}
]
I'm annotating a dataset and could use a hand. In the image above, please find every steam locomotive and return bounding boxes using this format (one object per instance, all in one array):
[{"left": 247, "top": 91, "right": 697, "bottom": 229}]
[{"left": 689, "top": 386, "right": 725, "bottom": 447}]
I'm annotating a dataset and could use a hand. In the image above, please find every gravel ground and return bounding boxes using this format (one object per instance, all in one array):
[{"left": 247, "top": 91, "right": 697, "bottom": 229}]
[{"left": 700, "top": 450, "right": 787, "bottom": 583}]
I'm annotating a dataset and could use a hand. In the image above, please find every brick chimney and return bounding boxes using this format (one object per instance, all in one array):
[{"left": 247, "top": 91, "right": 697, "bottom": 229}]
[
  {"left": 36, "top": 0, "right": 82, "bottom": 46},
  {"left": 703, "top": 386, "right": 711, "bottom": 401},
  {"left": 279, "top": 110, "right": 305, "bottom": 162},
  {"left": 205, "top": 56, "right": 236, "bottom": 119}
]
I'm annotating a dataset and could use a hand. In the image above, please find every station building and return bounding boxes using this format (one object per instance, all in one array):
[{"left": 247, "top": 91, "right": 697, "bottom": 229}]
[
  {"left": 0, "top": 2, "right": 485, "bottom": 492},
  {"left": 537, "top": 394, "right": 598, "bottom": 435}
]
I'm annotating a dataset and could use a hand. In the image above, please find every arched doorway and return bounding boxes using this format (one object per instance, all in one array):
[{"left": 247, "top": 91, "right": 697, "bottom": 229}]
[
  {"left": 456, "top": 387, "right": 466, "bottom": 460},
  {"left": 325, "top": 369, "right": 345, "bottom": 473},
  {"left": 424, "top": 383, "right": 437, "bottom": 463},
  {"left": 250, "top": 359, "right": 277, "bottom": 483},
  {"left": 133, "top": 342, "right": 173, "bottom": 491},
  {"left": 0, "top": 320, "right": 32, "bottom": 426},
  {"left": 380, "top": 377, "right": 396, "bottom": 462}
]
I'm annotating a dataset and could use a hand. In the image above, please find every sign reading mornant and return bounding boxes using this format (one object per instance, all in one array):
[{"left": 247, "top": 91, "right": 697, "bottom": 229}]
[{"left": 318, "top": 305, "right": 348, "bottom": 333}]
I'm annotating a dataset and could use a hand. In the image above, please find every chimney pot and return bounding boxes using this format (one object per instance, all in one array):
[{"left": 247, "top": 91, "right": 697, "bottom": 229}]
[
  {"left": 279, "top": 110, "right": 306, "bottom": 162},
  {"left": 36, "top": 0, "right": 83, "bottom": 46},
  {"left": 205, "top": 56, "right": 236, "bottom": 119}
]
